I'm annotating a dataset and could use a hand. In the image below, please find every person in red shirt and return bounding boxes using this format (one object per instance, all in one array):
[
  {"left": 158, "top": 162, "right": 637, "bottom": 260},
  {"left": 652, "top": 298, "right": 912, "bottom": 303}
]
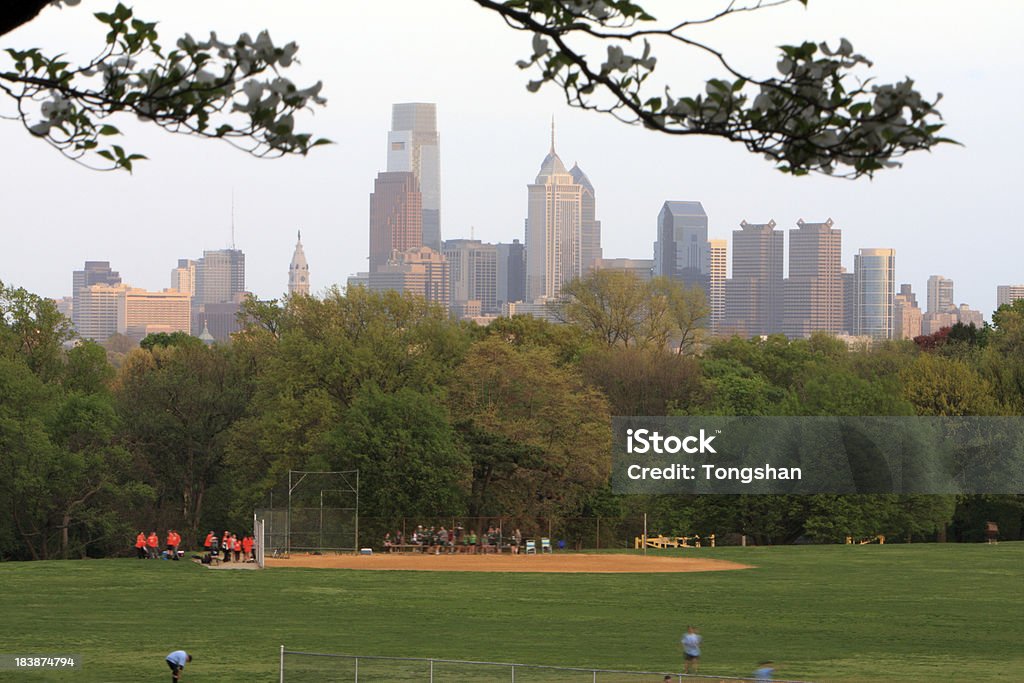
[
  {"left": 221, "top": 531, "right": 232, "bottom": 562},
  {"left": 203, "top": 531, "right": 214, "bottom": 551},
  {"left": 232, "top": 535, "right": 242, "bottom": 562},
  {"left": 146, "top": 531, "right": 159, "bottom": 559},
  {"left": 134, "top": 532, "right": 147, "bottom": 559},
  {"left": 242, "top": 535, "right": 254, "bottom": 563}
]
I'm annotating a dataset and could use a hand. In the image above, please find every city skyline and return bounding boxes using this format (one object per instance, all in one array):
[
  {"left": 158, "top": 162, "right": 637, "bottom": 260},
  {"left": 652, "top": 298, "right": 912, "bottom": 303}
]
[{"left": 1, "top": 1, "right": 1020, "bottom": 317}]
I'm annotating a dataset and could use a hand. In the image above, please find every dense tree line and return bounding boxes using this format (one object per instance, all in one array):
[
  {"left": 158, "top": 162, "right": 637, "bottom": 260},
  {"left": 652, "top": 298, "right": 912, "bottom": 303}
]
[{"left": 1, "top": 276, "right": 1022, "bottom": 559}]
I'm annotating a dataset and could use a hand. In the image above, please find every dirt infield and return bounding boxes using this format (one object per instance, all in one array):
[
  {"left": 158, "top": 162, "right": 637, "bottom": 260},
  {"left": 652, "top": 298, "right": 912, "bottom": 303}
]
[{"left": 266, "top": 552, "right": 751, "bottom": 573}]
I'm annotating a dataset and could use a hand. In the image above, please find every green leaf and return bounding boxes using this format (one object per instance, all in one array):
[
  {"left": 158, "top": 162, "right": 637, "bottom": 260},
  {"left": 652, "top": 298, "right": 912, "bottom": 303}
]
[{"left": 98, "top": 125, "right": 120, "bottom": 136}]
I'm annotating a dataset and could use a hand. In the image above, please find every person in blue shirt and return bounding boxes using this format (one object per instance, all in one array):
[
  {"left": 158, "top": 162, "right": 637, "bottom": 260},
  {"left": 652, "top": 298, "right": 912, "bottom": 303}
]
[
  {"left": 753, "top": 661, "right": 775, "bottom": 680},
  {"left": 165, "top": 650, "right": 192, "bottom": 682},
  {"left": 681, "top": 625, "right": 702, "bottom": 675}
]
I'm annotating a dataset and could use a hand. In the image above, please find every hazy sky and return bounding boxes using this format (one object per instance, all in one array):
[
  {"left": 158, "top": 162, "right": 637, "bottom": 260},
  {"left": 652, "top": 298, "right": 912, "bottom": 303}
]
[{"left": 2, "top": 0, "right": 1020, "bottom": 316}]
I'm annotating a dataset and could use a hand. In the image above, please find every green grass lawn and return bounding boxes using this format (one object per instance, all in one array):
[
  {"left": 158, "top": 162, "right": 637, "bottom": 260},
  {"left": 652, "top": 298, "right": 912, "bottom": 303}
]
[{"left": 0, "top": 543, "right": 1021, "bottom": 682}]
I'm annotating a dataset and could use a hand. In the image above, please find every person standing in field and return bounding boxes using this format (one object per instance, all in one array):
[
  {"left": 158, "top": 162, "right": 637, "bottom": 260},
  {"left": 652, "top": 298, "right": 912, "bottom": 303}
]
[
  {"left": 146, "top": 531, "right": 160, "bottom": 559},
  {"left": 134, "top": 532, "right": 147, "bottom": 559},
  {"left": 242, "top": 534, "right": 254, "bottom": 562},
  {"left": 681, "top": 625, "right": 702, "bottom": 675},
  {"left": 165, "top": 650, "right": 192, "bottom": 681}
]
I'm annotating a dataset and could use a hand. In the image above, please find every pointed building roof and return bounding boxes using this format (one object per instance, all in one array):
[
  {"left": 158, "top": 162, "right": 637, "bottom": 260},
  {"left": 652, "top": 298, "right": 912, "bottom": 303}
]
[
  {"left": 569, "top": 162, "right": 594, "bottom": 193},
  {"left": 290, "top": 230, "right": 308, "bottom": 270},
  {"left": 535, "top": 118, "right": 568, "bottom": 183}
]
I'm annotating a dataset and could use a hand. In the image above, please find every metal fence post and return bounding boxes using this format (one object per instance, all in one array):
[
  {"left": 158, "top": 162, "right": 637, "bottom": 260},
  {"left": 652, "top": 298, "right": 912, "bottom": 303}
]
[
  {"left": 429, "top": 659, "right": 434, "bottom": 683},
  {"left": 511, "top": 663, "right": 515, "bottom": 682},
  {"left": 278, "top": 645, "right": 284, "bottom": 683},
  {"left": 354, "top": 657, "right": 358, "bottom": 683}
]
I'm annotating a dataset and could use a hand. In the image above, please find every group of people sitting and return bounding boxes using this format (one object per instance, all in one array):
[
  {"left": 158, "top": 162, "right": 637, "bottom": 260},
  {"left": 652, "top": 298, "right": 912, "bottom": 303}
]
[
  {"left": 383, "top": 525, "right": 525, "bottom": 554},
  {"left": 134, "top": 530, "right": 183, "bottom": 560},
  {"left": 202, "top": 530, "right": 256, "bottom": 563}
]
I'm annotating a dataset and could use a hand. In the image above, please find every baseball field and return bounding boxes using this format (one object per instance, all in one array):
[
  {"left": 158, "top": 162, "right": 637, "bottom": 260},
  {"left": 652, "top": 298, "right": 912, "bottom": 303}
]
[{"left": 0, "top": 543, "right": 1021, "bottom": 682}]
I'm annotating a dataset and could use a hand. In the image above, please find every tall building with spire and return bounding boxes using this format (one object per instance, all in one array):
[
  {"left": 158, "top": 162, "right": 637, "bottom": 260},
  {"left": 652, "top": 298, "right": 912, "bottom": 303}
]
[
  {"left": 387, "top": 103, "right": 441, "bottom": 251},
  {"left": 569, "top": 162, "right": 602, "bottom": 273},
  {"left": 288, "top": 231, "right": 310, "bottom": 296},
  {"left": 525, "top": 121, "right": 583, "bottom": 302}
]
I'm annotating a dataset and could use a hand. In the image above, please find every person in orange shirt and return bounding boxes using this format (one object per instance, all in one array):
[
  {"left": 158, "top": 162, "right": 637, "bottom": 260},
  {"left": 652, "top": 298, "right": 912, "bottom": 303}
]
[
  {"left": 166, "top": 530, "right": 181, "bottom": 561},
  {"left": 134, "top": 532, "right": 147, "bottom": 559},
  {"left": 242, "top": 535, "right": 254, "bottom": 563},
  {"left": 221, "top": 531, "right": 232, "bottom": 562},
  {"left": 203, "top": 531, "right": 214, "bottom": 551},
  {"left": 146, "top": 531, "right": 159, "bottom": 559},
  {"left": 231, "top": 535, "right": 241, "bottom": 562}
]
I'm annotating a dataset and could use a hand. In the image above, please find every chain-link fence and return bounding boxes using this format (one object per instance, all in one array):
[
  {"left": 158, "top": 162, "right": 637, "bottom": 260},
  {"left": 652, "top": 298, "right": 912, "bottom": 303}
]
[{"left": 278, "top": 649, "right": 812, "bottom": 682}]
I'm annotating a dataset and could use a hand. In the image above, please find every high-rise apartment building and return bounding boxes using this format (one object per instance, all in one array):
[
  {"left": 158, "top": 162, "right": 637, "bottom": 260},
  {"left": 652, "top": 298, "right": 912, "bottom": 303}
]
[
  {"left": 369, "top": 171, "right": 422, "bottom": 272},
  {"left": 926, "top": 275, "right": 955, "bottom": 314},
  {"left": 525, "top": 130, "right": 583, "bottom": 302},
  {"left": 956, "top": 304, "right": 983, "bottom": 328},
  {"left": 171, "top": 259, "right": 196, "bottom": 296},
  {"left": 854, "top": 248, "right": 896, "bottom": 340},
  {"left": 997, "top": 285, "right": 1024, "bottom": 307},
  {"left": 724, "top": 219, "right": 783, "bottom": 337},
  {"left": 496, "top": 240, "right": 526, "bottom": 306},
  {"left": 708, "top": 239, "right": 727, "bottom": 334},
  {"left": 893, "top": 284, "right": 923, "bottom": 340},
  {"left": 368, "top": 246, "right": 450, "bottom": 309},
  {"left": 73, "top": 283, "right": 190, "bottom": 341},
  {"left": 288, "top": 231, "right": 310, "bottom": 296},
  {"left": 569, "top": 162, "right": 602, "bottom": 274},
  {"left": 71, "top": 261, "right": 121, "bottom": 336},
  {"left": 442, "top": 239, "right": 498, "bottom": 315},
  {"left": 783, "top": 218, "right": 843, "bottom": 338},
  {"left": 653, "top": 201, "right": 709, "bottom": 292},
  {"left": 387, "top": 103, "right": 441, "bottom": 251}
]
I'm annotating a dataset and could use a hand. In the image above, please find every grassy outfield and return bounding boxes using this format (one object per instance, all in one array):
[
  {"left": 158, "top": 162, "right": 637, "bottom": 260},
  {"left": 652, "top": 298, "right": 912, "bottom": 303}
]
[{"left": 0, "top": 544, "right": 1021, "bottom": 682}]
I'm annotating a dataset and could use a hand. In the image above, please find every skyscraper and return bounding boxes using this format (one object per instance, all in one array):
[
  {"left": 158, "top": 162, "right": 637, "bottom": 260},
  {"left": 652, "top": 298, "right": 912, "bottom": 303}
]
[
  {"left": 525, "top": 126, "right": 582, "bottom": 302},
  {"left": 288, "top": 230, "right": 310, "bottom": 296},
  {"left": 893, "top": 284, "right": 923, "bottom": 340},
  {"left": 71, "top": 261, "right": 121, "bottom": 337},
  {"left": 854, "top": 248, "right": 896, "bottom": 340},
  {"left": 194, "top": 249, "right": 245, "bottom": 306},
  {"left": 73, "top": 261, "right": 120, "bottom": 293},
  {"left": 496, "top": 239, "right": 526, "bottom": 306},
  {"left": 724, "top": 220, "right": 783, "bottom": 337},
  {"left": 926, "top": 275, "right": 955, "bottom": 314},
  {"left": 387, "top": 103, "right": 441, "bottom": 251},
  {"left": 783, "top": 218, "right": 843, "bottom": 338},
  {"left": 369, "top": 171, "right": 422, "bottom": 272},
  {"left": 653, "top": 201, "right": 709, "bottom": 292},
  {"left": 442, "top": 239, "right": 498, "bottom": 315},
  {"left": 708, "top": 239, "right": 727, "bottom": 334},
  {"left": 368, "top": 246, "right": 450, "bottom": 309},
  {"left": 569, "top": 162, "right": 602, "bottom": 273},
  {"left": 192, "top": 248, "right": 245, "bottom": 339},
  {"left": 997, "top": 285, "right": 1024, "bottom": 307},
  {"left": 171, "top": 259, "right": 196, "bottom": 296}
]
